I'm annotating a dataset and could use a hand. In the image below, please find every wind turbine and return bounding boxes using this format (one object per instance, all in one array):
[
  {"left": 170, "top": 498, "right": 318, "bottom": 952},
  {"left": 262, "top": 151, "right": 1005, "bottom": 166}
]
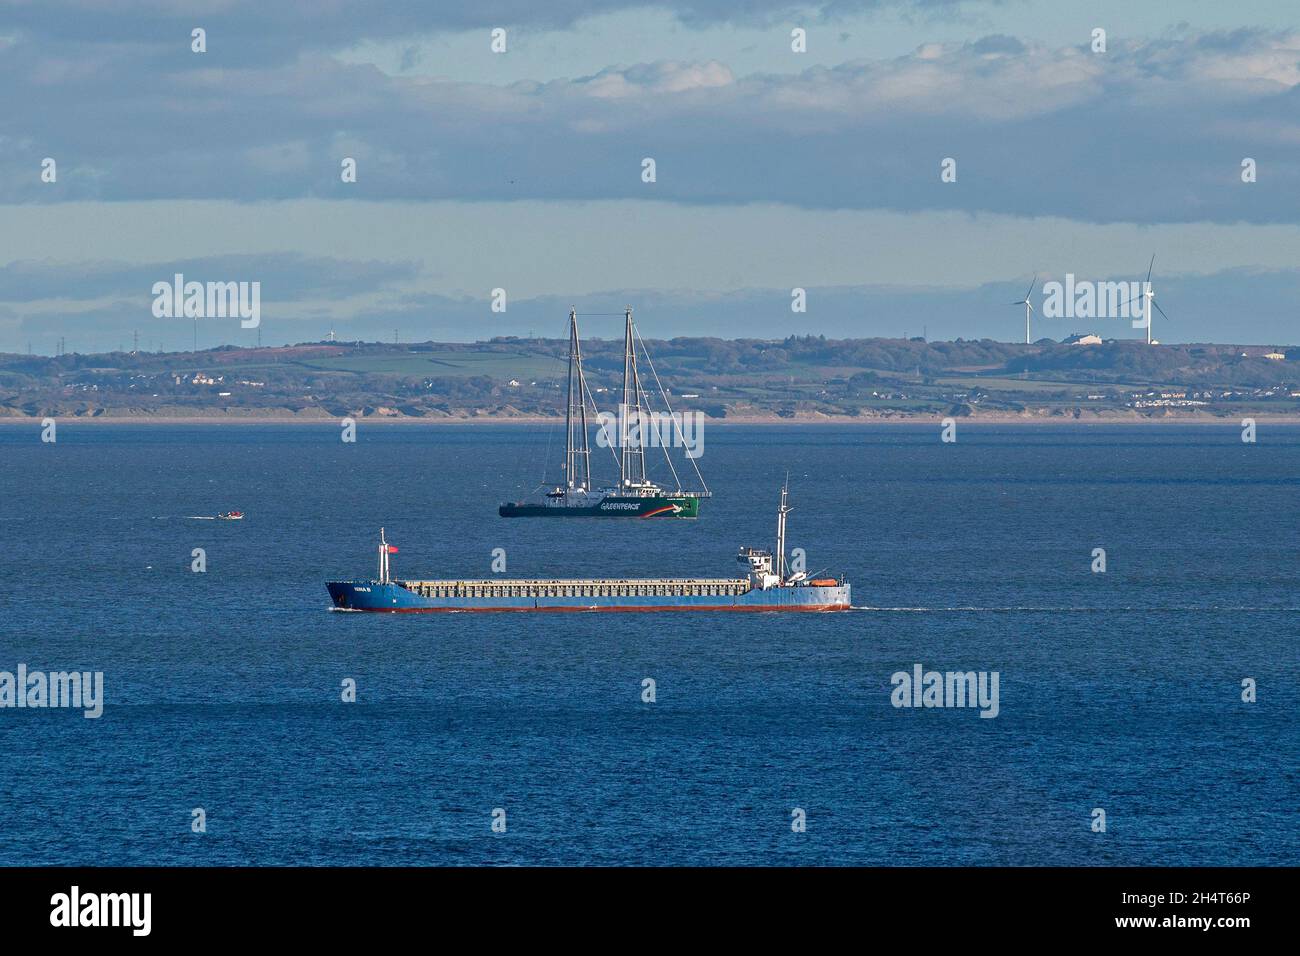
[
  {"left": 1128, "top": 255, "right": 1170, "bottom": 345},
  {"left": 1012, "top": 276, "right": 1036, "bottom": 345}
]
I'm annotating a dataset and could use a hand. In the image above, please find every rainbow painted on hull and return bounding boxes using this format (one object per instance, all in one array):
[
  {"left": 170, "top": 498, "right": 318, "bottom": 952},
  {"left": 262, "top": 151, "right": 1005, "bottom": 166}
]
[{"left": 498, "top": 493, "right": 700, "bottom": 518}]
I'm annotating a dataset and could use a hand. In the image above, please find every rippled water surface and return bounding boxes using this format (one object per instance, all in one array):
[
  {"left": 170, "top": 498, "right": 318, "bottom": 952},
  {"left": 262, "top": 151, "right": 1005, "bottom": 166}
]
[{"left": 0, "top": 423, "right": 1295, "bottom": 865}]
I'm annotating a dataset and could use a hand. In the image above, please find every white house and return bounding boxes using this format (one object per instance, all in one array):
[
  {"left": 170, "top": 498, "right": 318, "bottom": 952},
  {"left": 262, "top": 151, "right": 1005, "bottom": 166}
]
[{"left": 1062, "top": 332, "right": 1103, "bottom": 346}]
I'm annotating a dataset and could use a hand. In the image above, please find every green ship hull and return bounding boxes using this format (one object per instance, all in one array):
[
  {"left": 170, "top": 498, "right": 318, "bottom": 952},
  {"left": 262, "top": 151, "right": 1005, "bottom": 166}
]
[
  {"left": 501, "top": 308, "right": 709, "bottom": 519},
  {"left": 499, "top": 494, "right": 701, "bottom": 518}
]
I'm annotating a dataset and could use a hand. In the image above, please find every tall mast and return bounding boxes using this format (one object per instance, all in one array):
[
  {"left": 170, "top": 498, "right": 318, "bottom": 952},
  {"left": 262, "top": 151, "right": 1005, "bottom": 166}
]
[
  {"left": 575, "top": 318, "right": 591, "bottom": 491},
  {"left": 564, "top": 309, "right": 591, "bottom": 491},
  {"left": 378, "top": 527, "right": 389, "bottom": 584},
  {"left": 619, "top": 308, "right": 629, "bottom": 488},
  {"left": 775, "top": 481, "right": 790, "bottom": 581},
  {"left": 564, "top": 311, "right": 573, "bottom": 487},
  {"left": 619, "top": 308, "right": 645, "bottom": 488}
]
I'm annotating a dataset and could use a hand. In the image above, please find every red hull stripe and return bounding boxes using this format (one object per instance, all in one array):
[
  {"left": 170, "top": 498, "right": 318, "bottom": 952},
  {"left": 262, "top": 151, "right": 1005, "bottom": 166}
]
[{"left": 339, "top": 604, "right": 852, "bottom": 613}]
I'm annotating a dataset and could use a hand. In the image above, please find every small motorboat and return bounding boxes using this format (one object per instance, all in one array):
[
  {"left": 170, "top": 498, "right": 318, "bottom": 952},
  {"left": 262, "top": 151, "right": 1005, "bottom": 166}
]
[{"left": 217, "top": 511, "right": 245, "bottom": 521}]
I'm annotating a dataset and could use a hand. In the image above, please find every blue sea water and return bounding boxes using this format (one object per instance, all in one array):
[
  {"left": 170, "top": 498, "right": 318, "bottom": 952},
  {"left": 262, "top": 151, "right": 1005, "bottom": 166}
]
[{"left": 0, "top": 422, "right": 1295, "bottom": 866}]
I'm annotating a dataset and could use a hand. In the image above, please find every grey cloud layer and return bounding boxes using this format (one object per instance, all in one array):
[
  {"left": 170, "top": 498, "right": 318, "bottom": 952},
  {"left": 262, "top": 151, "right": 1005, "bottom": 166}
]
[
  {"left": 2, "top": 1, "right": 952, "bottom": 58},
  {"left": 5, "top": 16, "right": 1298, "bottom": 223},
  {"left": 0, "top": 254, "right": 419, "bottom": 302}
]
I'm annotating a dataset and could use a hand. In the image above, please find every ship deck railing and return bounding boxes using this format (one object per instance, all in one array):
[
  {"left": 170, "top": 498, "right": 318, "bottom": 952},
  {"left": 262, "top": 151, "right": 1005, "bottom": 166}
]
[{"left": 397, "top": 578, "right": 752, "bottom": 599}]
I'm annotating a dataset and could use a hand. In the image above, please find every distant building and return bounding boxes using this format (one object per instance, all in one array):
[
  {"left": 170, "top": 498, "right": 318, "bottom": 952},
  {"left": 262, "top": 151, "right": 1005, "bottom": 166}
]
[
  {"left": 1264, "top": 351, "right": 1285, "bottom": 360},
  {"left": 1062, "top": 332, "right": 1103, "bottom": 346}
]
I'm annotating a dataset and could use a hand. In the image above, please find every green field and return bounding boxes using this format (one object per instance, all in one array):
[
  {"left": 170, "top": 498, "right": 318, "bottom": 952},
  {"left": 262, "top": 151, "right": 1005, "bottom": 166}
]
[
  {"left": 933, "top": 374, "right": 1117, "bottom": 393},
  {"left": 294, "top": 349, "right": 561, "bottom": 378},
  {"left": 7, "top": 337, "right": 1293, "bottom": 422}
]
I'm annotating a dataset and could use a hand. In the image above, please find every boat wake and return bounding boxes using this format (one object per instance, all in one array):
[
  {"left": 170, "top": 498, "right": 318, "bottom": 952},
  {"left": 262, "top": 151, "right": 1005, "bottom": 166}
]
[
  {"left": 852, "top": 605, "right": 1300, "bottom": 613},
  {"left": 853, "top": 605, "right": 1078, "bottom": 612}
]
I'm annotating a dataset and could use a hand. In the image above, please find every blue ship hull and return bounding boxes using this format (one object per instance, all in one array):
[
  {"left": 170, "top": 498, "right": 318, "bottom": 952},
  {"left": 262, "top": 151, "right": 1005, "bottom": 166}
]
[{"left": 326, "top": 580, "right": 851, "bottom": 612}]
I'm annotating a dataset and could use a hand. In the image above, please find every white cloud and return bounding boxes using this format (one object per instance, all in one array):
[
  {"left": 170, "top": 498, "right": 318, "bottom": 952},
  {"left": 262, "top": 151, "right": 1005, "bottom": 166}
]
[{"left": 3, "top": 22, "right": 1300, "bottom": 223}]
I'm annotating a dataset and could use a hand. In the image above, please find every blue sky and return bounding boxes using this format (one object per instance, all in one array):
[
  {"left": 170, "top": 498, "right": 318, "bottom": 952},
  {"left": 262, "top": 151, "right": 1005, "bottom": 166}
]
[{"left": 2, "top": 0, "right": 1298, "bottom": 352}]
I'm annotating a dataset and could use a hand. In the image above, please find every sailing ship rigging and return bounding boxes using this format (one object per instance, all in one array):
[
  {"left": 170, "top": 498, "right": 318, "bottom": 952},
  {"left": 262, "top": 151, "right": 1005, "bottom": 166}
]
[{"left": 499, "top": 308, "right": 710, "bottom": 518}]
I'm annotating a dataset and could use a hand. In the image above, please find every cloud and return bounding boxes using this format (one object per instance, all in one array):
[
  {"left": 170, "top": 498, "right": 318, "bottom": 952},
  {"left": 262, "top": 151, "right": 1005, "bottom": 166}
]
[
  {"left": 0, "top": 254, "right": 419, "bottom": 302},
  {"left": 581, "top": 60, "right": 734, "bottom": 98},
  {"left": 1, "top": 1, "right": 969, "bottom": 63},
  {"left": 3, "top": 21, "right": 1299, "bottom": 222}
]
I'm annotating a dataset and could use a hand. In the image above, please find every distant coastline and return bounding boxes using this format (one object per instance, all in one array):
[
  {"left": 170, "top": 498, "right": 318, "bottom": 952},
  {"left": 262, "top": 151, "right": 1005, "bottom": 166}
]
[
  {"left": 4, "top": 337, "right": 1296, "bottom": 425},
  {"left": 4, "top": 412, "right": 1300, "bottom": 425}
]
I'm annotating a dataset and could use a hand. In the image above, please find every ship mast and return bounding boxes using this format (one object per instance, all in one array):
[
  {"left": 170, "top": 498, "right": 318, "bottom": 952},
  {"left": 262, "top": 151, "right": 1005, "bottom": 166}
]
[
  {"left": 564, "top": 309, "right": 592, "bottom": 491},
  {"left": 619, "top": 307, "right": 646, "bottom": 489},
  {"left": 378, "top": 527, "right": 390, "bottom": 584},
  {"left": 775, "top": 480, "right": 790, "bottom": 582}
]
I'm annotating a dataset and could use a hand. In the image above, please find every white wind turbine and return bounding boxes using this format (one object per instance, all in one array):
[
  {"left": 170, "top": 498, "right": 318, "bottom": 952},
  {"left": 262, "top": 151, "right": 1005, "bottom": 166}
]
[
  {"left": 1012, "top": 276, "right": 1036, "bottom": 345},
  {"left": 1128, "top": 255, "right": 1170, "bottom": 345}
]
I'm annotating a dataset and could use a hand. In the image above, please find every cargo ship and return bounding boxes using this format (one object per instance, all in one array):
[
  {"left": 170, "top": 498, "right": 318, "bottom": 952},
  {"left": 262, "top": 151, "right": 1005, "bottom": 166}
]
[
  {"left": 498, "top": 308, "right": 709, "bottom": 518},
  {"left": 328, "top": 485, "right": 849, "bottom": 612}
]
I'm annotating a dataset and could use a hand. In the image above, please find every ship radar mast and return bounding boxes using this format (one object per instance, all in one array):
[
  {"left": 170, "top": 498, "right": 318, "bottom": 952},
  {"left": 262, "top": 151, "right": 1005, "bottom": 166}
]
[
  {"left": 378, "top": 527, "right": 391, "bottom": 584},
  {"left": 736, "top": 481, "right": 793, "bottom": 590},
  {"left": 775, "top": 478, "right": 791, "bottom": 581}
]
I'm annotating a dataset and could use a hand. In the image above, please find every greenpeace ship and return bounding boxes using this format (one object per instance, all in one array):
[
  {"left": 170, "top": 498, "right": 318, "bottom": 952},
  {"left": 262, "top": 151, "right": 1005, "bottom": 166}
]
[
  {"left": 498, "top": 308, "right": 709, "bottom": 518},
  {"left": 328, "top": 485, "right": 849, "bottom": 612}
]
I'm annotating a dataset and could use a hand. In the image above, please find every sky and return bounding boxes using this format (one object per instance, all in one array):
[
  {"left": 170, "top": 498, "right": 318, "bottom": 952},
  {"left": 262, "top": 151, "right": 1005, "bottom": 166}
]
[{"left": 1, "top": 0, "right": 1298, "bottom": 353}]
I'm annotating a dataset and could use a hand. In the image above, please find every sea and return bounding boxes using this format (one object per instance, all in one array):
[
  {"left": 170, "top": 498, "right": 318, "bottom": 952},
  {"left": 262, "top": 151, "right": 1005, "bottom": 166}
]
[{"left": 0, "top": 422, "right": 1295, "bottom": 866}]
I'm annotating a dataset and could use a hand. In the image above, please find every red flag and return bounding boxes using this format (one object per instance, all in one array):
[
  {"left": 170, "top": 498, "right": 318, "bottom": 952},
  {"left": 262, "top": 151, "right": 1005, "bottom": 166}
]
[{"left": 386, "top": 545, "right": 399, "bottom": 554}]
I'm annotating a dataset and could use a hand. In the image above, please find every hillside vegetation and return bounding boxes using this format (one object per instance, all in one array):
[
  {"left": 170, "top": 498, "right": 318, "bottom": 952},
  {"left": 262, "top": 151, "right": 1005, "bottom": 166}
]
[{"left": 0, "top": 336, "right": 1296, "bottom": 420}]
